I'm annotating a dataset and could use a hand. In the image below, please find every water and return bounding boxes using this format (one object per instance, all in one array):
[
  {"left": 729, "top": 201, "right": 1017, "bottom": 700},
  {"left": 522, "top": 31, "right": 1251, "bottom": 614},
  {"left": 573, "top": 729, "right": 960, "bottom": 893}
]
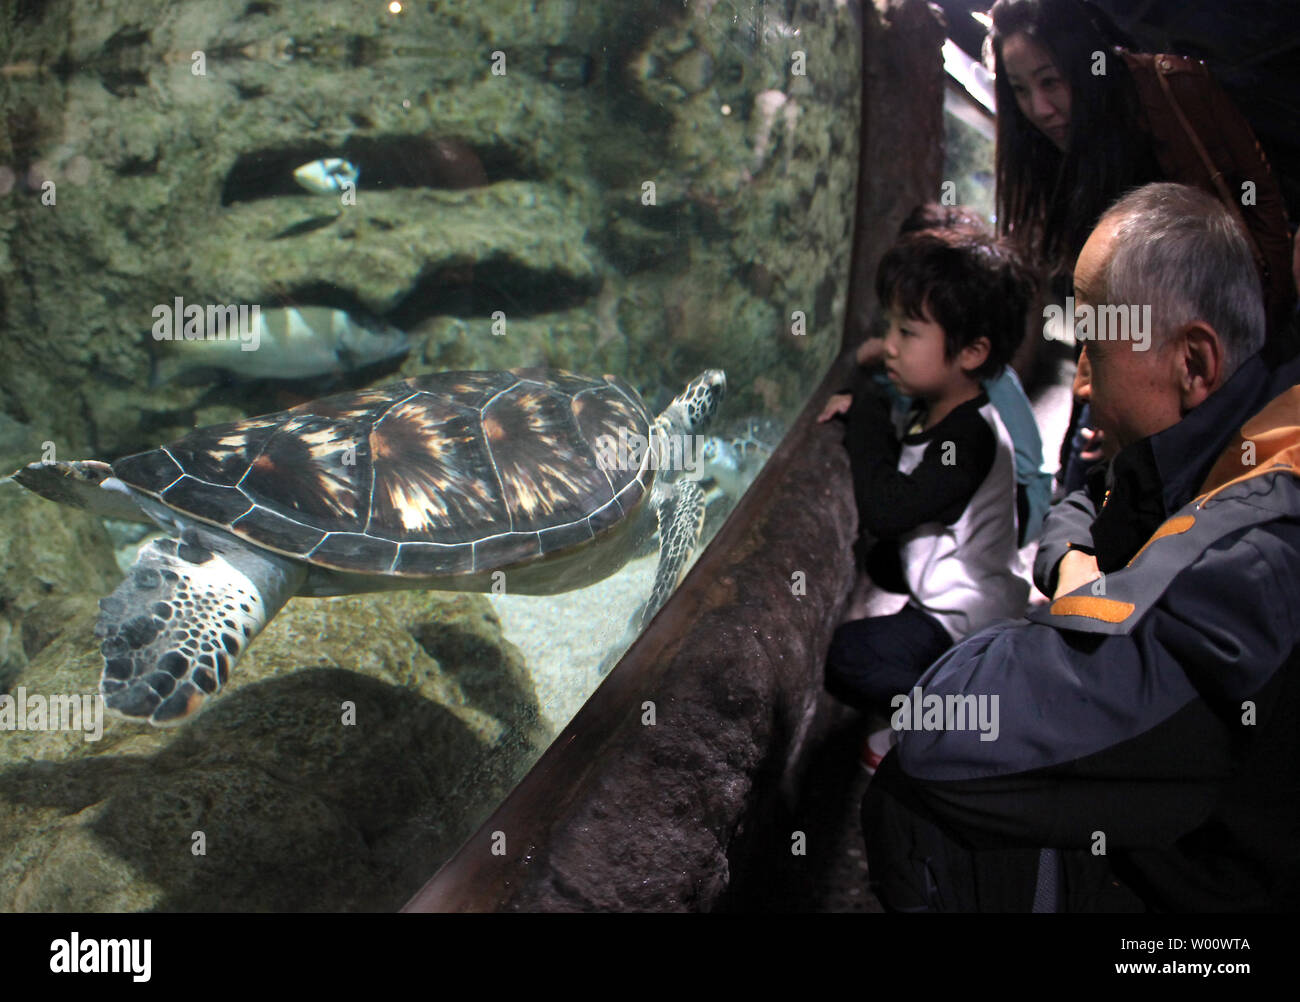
[{"left": 0, "top": 0, "right": 861, "bottom": 910}]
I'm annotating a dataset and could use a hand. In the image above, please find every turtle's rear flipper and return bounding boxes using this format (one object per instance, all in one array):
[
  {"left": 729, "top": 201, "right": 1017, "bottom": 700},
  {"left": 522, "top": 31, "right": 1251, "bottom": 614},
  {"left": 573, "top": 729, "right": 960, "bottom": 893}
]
[{"left": 95, "top": 527, "right": 306, "bottom": 725}]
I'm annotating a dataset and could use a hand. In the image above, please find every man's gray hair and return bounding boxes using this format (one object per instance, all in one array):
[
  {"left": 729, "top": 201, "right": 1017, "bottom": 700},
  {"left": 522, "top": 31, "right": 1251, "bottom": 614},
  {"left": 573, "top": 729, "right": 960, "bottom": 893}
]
[{"left": 1099, "top": 182, "right": 1266, "bottom": 376}]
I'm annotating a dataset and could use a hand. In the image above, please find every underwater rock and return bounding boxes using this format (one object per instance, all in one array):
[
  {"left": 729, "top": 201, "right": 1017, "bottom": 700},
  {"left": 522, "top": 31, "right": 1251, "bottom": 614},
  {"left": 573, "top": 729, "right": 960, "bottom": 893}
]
[
  {"left": 668, "top": 48, "right": 714, "bottom": 94},
  {"left": 0, "top": 590, "right": 543, "bottom": 911},
  {"left": 396, "top": 136, "right": 489, "bottom": 191},
  {"left": 268, "top": 213, "right": 343, "bottom": 240},
  {"left": 0, "top": 0, "right": 857, "bottom": 459},
  {"left": 0, "top": 487, "right": 119, "bottom": 690},
  {"left": 0, "top": 415, "right": 44, "bottom": 481}
]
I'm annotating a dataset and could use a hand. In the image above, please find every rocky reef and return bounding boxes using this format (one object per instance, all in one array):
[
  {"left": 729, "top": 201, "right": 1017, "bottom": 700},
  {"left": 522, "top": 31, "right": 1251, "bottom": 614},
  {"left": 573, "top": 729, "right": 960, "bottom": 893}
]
[
  {"left": 0, "top": 487, "right": 120, "bottom": 693},
  {"left": 0, "top": 577, "right": 543, "bottom": 910},
  {"left": 0, "top": 0, "right": 859, "bottom": 462}
]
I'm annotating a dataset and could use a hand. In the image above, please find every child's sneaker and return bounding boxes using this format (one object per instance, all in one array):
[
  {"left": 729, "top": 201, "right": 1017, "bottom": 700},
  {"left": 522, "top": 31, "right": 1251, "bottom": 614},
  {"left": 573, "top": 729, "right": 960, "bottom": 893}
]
[{"left": 860, "top": 727, "right": 896, "bottom": 775}]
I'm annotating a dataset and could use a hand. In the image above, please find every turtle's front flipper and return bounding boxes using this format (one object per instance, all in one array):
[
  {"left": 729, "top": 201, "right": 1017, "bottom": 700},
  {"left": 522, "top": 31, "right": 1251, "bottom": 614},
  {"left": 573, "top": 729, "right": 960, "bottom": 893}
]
[
  {"left": 95, "top": 527, "right": 306, "bottom": 725},
  {"left": 11, "top": 460, "right": 155, "bottom": 522},
  {"left": 641, "top": 477, "right": 706, "bottom": 629},
  {"left": 597, "top": 478, "right": 707, "bottom": 676}
]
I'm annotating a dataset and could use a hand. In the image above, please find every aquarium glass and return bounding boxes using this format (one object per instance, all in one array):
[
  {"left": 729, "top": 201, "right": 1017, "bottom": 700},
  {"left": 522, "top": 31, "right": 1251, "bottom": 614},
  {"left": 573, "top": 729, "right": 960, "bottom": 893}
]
[
  {"left": 0, "top": 0, "right": 861, "bottom": 910},
  {"left": 943, "top": 83, "right": 996, "bottom": 226}
]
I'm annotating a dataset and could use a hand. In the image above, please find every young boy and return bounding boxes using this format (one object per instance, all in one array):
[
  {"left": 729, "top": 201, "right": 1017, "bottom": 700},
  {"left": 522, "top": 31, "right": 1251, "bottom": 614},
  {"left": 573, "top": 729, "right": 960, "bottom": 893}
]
[
  {"left": 822, "top": 204, "right": 1051, "bottom": 546},
  {"left": 823, "top": 227, "right": 1033, "bottom": 739}
]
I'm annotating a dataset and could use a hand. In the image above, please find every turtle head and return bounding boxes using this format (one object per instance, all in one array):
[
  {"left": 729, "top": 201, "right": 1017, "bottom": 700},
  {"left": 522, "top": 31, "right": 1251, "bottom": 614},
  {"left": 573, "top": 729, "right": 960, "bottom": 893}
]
[{"left": 670, "top": 369, "right": 726, "bottom": 434}]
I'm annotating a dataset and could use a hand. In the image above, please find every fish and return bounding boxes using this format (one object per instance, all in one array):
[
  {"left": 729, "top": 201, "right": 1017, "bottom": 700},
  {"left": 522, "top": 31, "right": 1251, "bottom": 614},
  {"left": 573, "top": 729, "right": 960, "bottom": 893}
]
[
  {"left": 693, "top": 420, "right": 776, "bottom": 499},
  {"left": 293, "top": 158, "right": 359, "bottom": 195},
  {"left": 693, "top": 436, "right": 755, "bottom": 499},
  {"left": 150, "top": 306, "right": 409, "bottom": 385}
]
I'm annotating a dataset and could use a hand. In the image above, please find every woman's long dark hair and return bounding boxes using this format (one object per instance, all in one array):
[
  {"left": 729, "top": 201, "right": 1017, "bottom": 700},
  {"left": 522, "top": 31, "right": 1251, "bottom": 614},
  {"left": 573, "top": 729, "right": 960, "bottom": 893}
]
[{"left": 987, "top": 0, "right": 1158, "bottom": 276}]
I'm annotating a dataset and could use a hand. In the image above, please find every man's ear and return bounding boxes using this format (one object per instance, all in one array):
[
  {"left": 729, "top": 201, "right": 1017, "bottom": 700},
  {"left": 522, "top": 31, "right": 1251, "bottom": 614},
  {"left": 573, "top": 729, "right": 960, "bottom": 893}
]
[
  {"left": 1072, "top": 344, "right": 1093, "bottom": 401},
  {"left": 1177, "top": 322, "right": 1224, "bottom": 411},
  {"left": 960, "top": 336, "right": 991, "bottom": 374}
]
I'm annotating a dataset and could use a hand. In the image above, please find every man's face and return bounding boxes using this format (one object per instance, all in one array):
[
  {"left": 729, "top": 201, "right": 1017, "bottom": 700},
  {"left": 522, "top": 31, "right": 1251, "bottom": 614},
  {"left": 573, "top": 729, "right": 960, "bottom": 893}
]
[{"left": 1073, "top": 219, "right": 1183, "bottom": 457}]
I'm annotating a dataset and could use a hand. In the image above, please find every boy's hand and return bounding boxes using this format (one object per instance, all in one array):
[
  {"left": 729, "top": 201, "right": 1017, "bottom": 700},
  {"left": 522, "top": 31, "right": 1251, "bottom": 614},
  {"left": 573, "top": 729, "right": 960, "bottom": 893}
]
[
  {"left": 1053, "top": 548, "right": 1102, "bottom": 599},
  {"left": 818, "top": 393, "right": 853, "bottom": 423},
  {"left": 1078, "top": 425, "right": 1107, "bottom": 463},
  {"left": 855, "top": 337, "right": 885, "bottom": 367}
]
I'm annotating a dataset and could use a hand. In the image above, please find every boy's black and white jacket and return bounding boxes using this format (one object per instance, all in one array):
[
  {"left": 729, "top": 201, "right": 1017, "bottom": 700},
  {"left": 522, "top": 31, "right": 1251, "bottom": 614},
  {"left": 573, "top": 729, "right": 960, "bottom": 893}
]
[{"left": 845, "top": 387, "right": 1029, "bottom": 641}]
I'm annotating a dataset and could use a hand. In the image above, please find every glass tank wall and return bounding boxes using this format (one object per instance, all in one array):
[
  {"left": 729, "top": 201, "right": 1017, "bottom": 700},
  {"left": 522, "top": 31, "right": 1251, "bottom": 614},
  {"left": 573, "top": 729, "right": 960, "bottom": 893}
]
[
  {"left": 941, "top": 38, "right": 996, "bottom": 226},
  {"left": 943, "top": 87, "right": 995, "bottom": 226},
  {"left": 0, "top": 0, "right": 861, "bottom": 910}
]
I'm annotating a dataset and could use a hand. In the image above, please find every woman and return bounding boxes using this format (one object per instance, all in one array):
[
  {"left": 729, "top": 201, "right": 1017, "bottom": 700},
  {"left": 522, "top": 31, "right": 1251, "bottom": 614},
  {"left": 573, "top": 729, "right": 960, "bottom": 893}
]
[
  {"left": 987, "top": 0, "right": 1296, "bottom": 487},
  {"left": 990, "top": 0, "right": 1158, "bottom": 287}
]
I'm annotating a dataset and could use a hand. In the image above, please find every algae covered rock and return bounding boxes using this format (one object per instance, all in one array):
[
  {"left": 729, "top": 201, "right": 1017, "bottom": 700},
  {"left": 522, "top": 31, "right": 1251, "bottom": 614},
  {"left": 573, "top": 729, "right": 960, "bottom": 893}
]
[
  {"left": 0, "top": 589, "right": 542, "bottom": 911},
  {"left": 0, "top": 415, "right": 44, "bottom": 481},
  {"left": 0, "top": 485, "right": 120, "bottom": 691},
  {"left": 0, "top": 0, "right": 858, "bottom": 458}
]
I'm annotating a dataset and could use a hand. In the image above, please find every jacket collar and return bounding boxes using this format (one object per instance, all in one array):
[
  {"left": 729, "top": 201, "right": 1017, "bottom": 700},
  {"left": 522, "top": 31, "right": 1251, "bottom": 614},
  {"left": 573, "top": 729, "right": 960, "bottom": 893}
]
[{"left": 1142, "top": 351, "right": 1300, "bottom": 515}]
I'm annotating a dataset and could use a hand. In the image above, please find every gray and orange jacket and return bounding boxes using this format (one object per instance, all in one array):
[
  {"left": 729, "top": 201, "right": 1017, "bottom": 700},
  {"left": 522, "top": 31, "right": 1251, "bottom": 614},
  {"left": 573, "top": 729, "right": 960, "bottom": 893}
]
[{"left": 895, "top": 351, "right": 1300, "bottom": 910}]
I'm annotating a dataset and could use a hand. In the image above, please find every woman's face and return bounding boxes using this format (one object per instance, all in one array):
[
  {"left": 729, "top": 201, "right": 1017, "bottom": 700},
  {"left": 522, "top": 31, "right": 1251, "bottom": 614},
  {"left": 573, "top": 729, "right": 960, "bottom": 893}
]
[{"left": 1000, "top": 31, "right": 1071, "bottom": 151}]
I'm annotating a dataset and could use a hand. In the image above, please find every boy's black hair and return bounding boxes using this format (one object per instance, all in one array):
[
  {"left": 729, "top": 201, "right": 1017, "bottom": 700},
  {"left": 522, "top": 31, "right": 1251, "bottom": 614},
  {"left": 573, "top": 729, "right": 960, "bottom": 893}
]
[{"left": 874, "top": 227, "right": 1035, "bottom": 381}]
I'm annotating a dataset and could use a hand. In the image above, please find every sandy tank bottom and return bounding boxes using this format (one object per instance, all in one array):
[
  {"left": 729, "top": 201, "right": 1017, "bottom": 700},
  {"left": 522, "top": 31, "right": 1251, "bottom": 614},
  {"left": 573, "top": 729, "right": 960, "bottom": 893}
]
[{"left": 485, "top": 551, "right": 658, "bottom": 736}]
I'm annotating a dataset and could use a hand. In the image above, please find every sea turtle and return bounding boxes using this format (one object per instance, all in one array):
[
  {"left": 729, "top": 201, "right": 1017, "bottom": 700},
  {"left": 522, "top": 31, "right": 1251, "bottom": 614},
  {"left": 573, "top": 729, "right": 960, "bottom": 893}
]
[{"left": 11, "top": 367, "right": 725, "bottom": 725}]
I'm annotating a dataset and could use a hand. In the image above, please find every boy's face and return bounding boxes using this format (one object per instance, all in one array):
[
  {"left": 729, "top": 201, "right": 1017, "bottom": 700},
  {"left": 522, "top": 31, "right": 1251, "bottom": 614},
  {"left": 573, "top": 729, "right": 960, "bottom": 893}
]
[{"left": 881, "top": 301, "right": 972, "bottom": 400}]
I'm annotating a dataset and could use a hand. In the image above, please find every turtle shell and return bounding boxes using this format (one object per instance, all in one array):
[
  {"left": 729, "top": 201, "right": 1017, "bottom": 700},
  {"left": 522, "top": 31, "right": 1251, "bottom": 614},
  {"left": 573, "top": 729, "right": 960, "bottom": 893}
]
[{"left": 112, "top": 369, "right": 656, "bottom": 576}]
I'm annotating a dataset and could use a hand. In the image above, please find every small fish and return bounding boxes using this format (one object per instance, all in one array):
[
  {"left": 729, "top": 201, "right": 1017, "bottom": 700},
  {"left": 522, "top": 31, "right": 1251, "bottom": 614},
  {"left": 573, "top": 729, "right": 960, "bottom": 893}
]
[
  {"left": 151, "top": 306, "right": 409, "bottom": 384},
  {"left": 693, "top": 422, "right": 775, "bottom": 499},
  {"left": 293, "top": 158, "right": 359, "bottom": 195},
  {"left": 694, "top": 436, "right": 751, "bottom": 498}
]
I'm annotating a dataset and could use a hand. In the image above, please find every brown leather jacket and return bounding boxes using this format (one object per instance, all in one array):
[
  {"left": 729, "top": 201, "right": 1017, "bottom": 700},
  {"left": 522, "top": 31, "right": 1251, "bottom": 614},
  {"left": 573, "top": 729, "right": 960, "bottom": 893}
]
[{"left": 1119, "top": 49, "right": 1296, "bottom": 335}]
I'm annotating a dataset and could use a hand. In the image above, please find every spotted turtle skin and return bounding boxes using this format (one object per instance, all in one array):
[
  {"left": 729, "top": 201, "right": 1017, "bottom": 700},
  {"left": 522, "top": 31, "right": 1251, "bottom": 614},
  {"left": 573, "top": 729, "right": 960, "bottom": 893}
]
[{"left": 111, "top": 369, "right": 656, "bottom": 579}]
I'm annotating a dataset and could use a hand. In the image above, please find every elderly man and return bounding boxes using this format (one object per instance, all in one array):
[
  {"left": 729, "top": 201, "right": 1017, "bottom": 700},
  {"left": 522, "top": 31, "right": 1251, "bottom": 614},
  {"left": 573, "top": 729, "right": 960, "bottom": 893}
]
[{"left": 862, "top": 182, "right": 1300, "bottom": 912}]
